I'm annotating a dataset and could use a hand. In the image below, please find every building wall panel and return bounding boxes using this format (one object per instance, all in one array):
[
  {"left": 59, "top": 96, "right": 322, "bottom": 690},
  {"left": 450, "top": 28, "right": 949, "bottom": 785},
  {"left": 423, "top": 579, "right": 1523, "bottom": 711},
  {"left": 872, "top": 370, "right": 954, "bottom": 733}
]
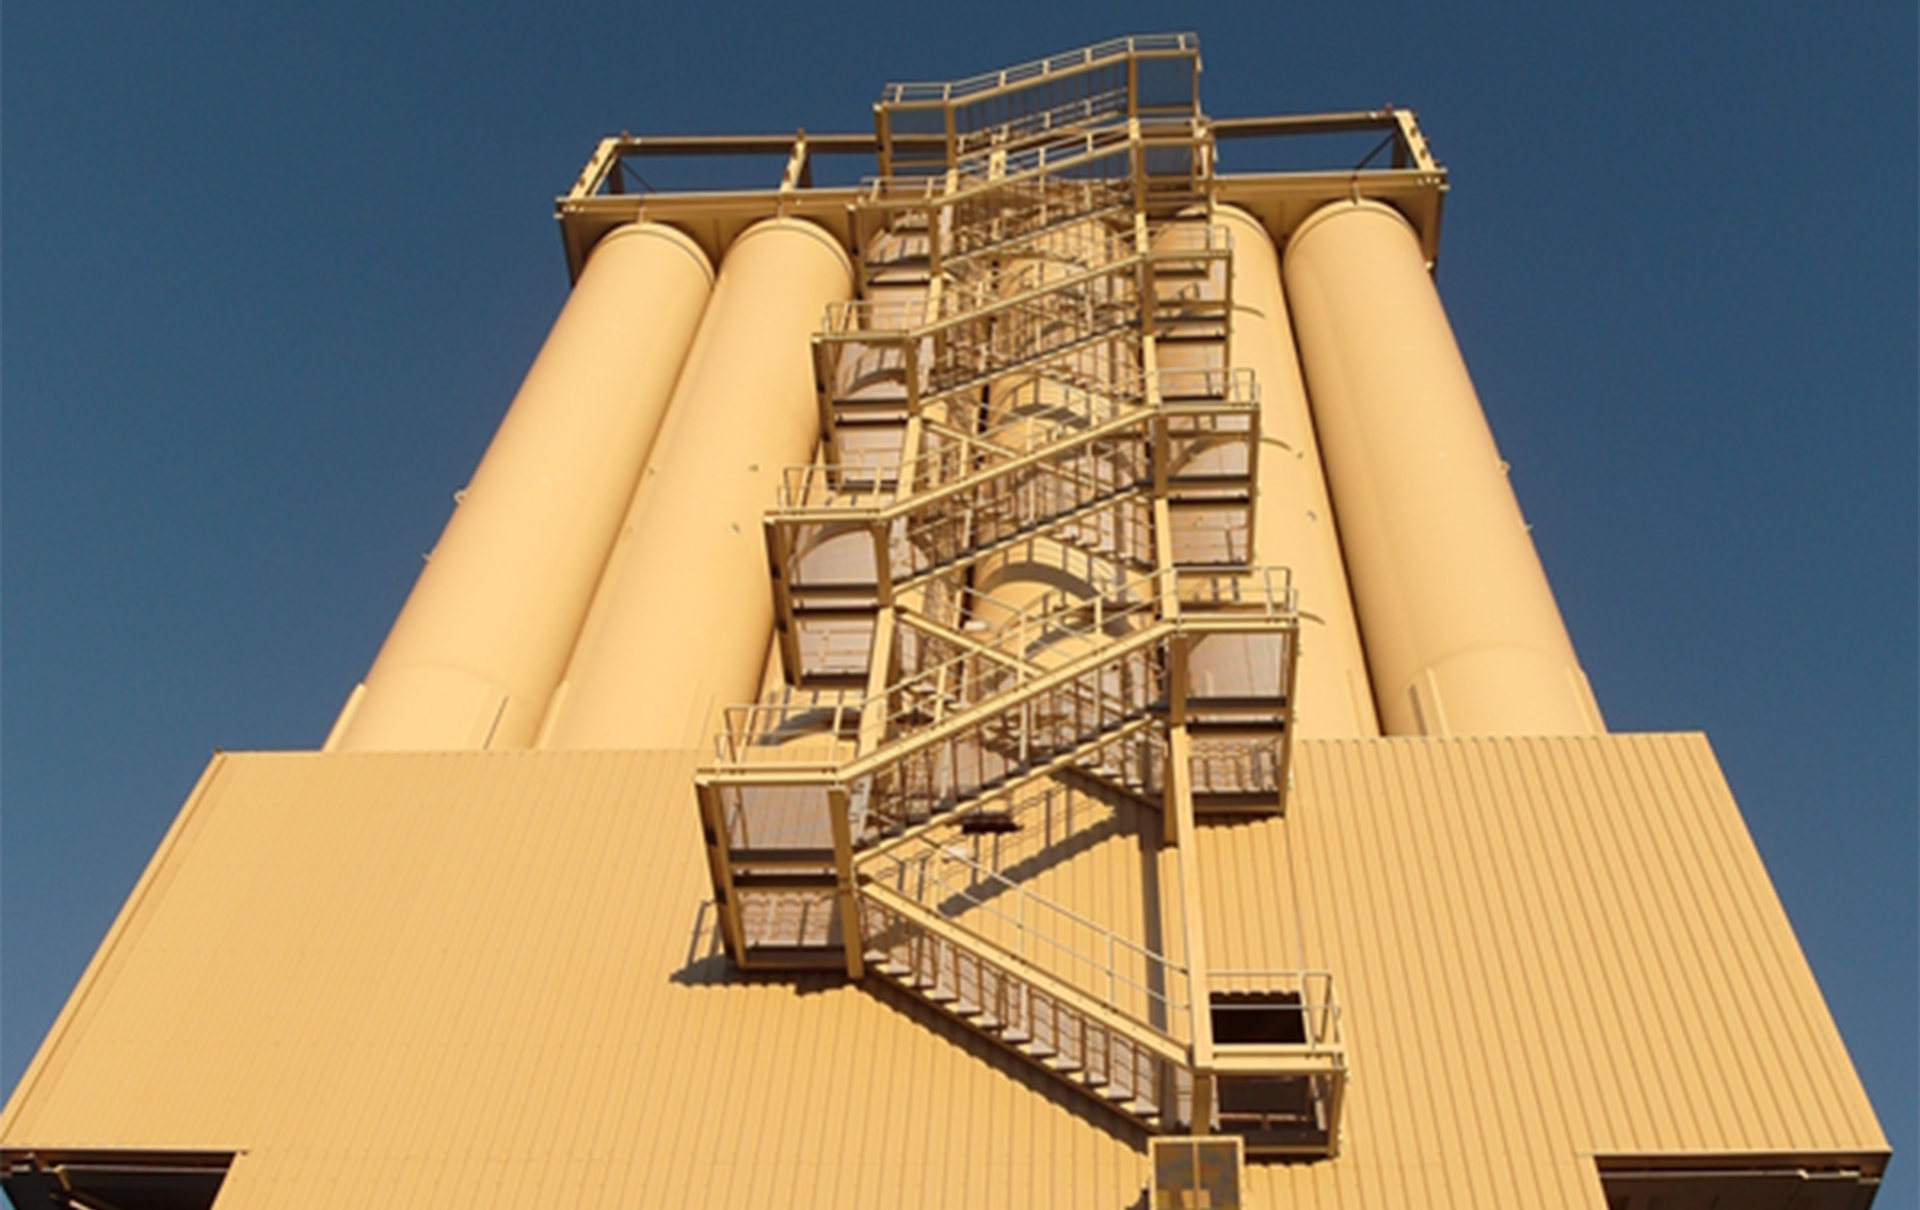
[{"left": 2, "top": 738, "right": 1882, "bottom": 1209}]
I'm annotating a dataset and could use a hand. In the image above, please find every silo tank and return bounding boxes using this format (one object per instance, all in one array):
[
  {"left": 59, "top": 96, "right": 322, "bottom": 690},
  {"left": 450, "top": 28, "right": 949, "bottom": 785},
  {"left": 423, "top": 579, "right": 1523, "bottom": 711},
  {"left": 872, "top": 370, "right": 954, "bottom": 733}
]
[
  {"left": 540, "top": 217, "right": 855, "bottom": 750},
  {"left": 328, "top": 221, "right": 715, "bottom": 752},
  {"left": 1175, "top": 206, "right": 1378, "bottom": 738},
  {"left": 1282, "top": 199, "right": 1602, "bottom": 736}
]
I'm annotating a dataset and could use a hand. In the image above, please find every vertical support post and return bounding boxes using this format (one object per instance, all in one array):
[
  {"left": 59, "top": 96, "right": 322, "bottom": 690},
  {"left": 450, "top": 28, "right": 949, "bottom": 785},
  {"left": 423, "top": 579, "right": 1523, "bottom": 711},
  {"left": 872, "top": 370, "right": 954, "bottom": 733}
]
[
  {"left": 1276, "top": 603, "right": 1301, "bottom": 813},
  {"left": 860, "top": 609, "right": 898, "bottom": 757},
  {"left": 1135, "top": 209, "right": 1154, "bottom": 274},
  {"left": 848, "top": 201, "right": 870, "bottom": 292},
  {"left": 1213, "top": 220, "right": 1235, "bottom": 380},
  {"left": 904, "top": 326, "right": 926, "bottom": 416},
  {"left": 1153, "top": 497, "right": 1179, "bottom": 618},
  {"left": 1166, "top": 725, "right": 1215, "bottom": 1131},
  {"left": 871, "top": 520, "right": 895, "bottom": 611},
  {"left": 778, "top": 132, "right": 809, "bottom": 215},
  {"left": 828, "top": 784, "right": 865, "bottom": 979},
  {"left": 874, "top": 105, "right": 894, "bottom": 179},
  {"left": 1146, "top": 356, "right": 1170, "bottom": 500},
  {"left": 764, "top": 516, "right": 799, "bottom": 686},
  {"left": 814, "top": 335, "right": 841, "bottom": 466},
  {"left": 898, "top": 406, "right": 925, "bottom": 502},
  {"left": 1168, "top": 630, "right": 1190, "bottom": 732},
  {"left": 697, "top": 781, "right": 750, "bottom": 963},
  {"left": 1128, "top": 118, "right": 1148, "bottom": 216}
]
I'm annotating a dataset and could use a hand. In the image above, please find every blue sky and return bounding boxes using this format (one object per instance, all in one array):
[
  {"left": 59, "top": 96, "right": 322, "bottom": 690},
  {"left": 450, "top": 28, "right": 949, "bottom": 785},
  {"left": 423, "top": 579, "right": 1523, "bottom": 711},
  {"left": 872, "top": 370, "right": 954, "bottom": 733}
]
[{"left": 5, "top": 1, "right": 1914, "bottom": 1198}]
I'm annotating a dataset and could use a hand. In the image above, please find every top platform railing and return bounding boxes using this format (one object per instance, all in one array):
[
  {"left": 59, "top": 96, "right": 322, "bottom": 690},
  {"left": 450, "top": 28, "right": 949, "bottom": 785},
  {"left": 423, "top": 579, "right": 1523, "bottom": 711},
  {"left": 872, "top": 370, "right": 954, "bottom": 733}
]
[
  {"left": 556, "top": 20, "right": 1443, "bottom": 282},
  {"left": 877, "top": 34, "right": 1199, "bottom": 106},
  {"left": 875, "top": 34, "right": 1204, "bottom": 181}
]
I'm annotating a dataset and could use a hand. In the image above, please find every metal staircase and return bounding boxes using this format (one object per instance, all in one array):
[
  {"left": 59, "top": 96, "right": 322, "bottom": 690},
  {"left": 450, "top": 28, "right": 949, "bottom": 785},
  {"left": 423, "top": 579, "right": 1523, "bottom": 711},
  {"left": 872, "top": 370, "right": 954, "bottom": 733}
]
[{"left": 694, "top": 36, "right": 1346, "bottom": 1158}]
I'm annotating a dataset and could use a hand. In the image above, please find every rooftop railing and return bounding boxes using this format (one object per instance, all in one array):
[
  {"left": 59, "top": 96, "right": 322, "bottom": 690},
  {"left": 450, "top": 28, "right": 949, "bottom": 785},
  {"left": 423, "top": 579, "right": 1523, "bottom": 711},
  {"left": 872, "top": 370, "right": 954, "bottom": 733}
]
[{"left": 879, "top": 34, "right": 1198, "bottom": 106}]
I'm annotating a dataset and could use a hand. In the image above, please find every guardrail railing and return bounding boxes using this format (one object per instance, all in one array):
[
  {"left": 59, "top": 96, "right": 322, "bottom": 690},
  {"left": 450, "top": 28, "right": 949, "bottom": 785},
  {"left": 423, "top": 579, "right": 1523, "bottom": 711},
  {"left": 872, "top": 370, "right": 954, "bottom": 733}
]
[{"left": 864, "top": 834, "right": 1197, "bottom": 1043}]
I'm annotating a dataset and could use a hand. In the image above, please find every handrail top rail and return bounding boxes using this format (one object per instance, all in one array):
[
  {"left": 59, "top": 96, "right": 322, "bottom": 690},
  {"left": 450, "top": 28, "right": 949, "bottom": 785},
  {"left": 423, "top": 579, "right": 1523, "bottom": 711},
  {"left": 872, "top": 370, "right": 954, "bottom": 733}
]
[{"left": 878, "top": 34, "right": 1199, "bottom": 108}]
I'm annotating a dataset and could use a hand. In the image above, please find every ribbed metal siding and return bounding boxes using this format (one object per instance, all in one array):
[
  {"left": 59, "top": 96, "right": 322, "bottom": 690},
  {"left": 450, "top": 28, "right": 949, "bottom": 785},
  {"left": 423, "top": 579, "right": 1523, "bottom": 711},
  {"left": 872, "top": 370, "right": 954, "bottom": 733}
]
[
  {"left": 3, "top": 737, "right": 1882, "bottom": 1208},
  {"left": 1199, "top": 734, "right": 1885, "bottom": 1209},
  {"left": 2, "top": 751, "right": 1154, "bottom": 1207}
]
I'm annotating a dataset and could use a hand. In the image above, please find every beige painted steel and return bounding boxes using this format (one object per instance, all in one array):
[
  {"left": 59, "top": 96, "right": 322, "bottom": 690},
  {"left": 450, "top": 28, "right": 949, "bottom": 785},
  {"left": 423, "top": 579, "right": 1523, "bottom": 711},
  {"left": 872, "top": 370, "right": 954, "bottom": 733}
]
[
  {"left": 3, "top": 738, "right": 1883, "bottom": 1208},
  {"left": 541, "top": 218, "right": 853, "bottom": 749},
  {"left": 1284, "top": 200, "right": 1603, "bottom": 736},
  {"left": 756, "top": 223, "right": 927, "bottom": 755},
  {"left": 1203, "top": 206, "right": 1377, "bottom": 738},
  {"left": 556, "top": 124, "right": 1449, "bottom": 282},
  {"left": 967, "top": 222, "right": 1112, "bottom": 651},
  {"left": 329, "top": 223, "right": 714, "bottom": 752}
]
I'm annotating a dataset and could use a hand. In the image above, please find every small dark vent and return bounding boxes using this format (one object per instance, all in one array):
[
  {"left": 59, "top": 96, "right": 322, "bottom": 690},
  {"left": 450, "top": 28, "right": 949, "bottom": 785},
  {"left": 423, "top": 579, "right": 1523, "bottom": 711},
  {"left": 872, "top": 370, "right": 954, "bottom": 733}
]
[
  {"left": 959, "top": 811, "right": 1021, "bottom": 835},
  {"left": 1211, "top": 990, "right": 1307, "bottom": 1045}
]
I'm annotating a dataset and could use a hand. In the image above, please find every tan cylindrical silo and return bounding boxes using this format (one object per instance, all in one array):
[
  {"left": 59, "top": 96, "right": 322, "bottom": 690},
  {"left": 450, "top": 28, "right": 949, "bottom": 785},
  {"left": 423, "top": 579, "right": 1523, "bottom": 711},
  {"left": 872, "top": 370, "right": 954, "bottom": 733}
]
[
  {"left": 329, "top": 222, "right": 715, "bottom": 752},
  {"left": 541, "top": 217, "right": 855, "bottom": 750},
  {"left": 1282, "top": 199, "right": 1602, "bottom": 737},
  {"left": 750, "top": 226, "right": 932, "bottom": 759},
  {"left": 1202, "top": 206, "right": 1378, "bottom": 738}
]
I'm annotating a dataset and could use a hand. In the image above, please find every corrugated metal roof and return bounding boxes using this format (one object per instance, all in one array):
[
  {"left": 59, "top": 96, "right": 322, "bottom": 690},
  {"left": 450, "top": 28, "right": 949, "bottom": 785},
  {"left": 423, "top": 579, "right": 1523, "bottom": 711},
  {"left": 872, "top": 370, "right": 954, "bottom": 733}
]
[{"left": 2, "top": 736, "right": 1884, "bottom": 1208}]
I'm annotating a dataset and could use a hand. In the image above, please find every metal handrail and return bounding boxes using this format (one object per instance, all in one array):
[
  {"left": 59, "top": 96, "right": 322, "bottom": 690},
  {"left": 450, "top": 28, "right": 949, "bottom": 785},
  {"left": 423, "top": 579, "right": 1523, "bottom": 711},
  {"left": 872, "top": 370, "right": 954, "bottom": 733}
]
[
  {"left": 714, "top": 567, "right": 1295, "bottom": 767},
  {"left": 857, "top": 890, "right": 1196, "bottom": 1122},
  {"left": 712, "top": 692, "right": 863, "bottom": 765},
  {"left": 784, "top": 363, "right": 1255, "bottom": 514},
  {"left": 880, "top": 34, "right": 1198, "bottom": 107},
  {"left": 952, "top": 89, "right": 1132, "bottom": 160},
  {"left": 1175, "top": 564, "right": 1298, "bottom": 617},
  {"left": 866, "top": 834, "right": 1195, "bottom": 1039},
  {"left": 857, "top": 126, "right": 1138, "bottom": 211},
  {"left": 889, "top": 564, "right": 1164, "bottom": 692},
  {"left": 821, "top": 224, "right": 1229, "bottom": 341},
  {"left": 781, "top": 371, "right": 1154, "bottom": 510},
  {"left": 1207, "top": 969, "right": 1344, "bottom": 1053},
  {"left": 880, "top": 619, "right": 1158, "bottom": 741},
  {"left": 877, "top": 563, "right": 1298, "bottom": 726}
]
